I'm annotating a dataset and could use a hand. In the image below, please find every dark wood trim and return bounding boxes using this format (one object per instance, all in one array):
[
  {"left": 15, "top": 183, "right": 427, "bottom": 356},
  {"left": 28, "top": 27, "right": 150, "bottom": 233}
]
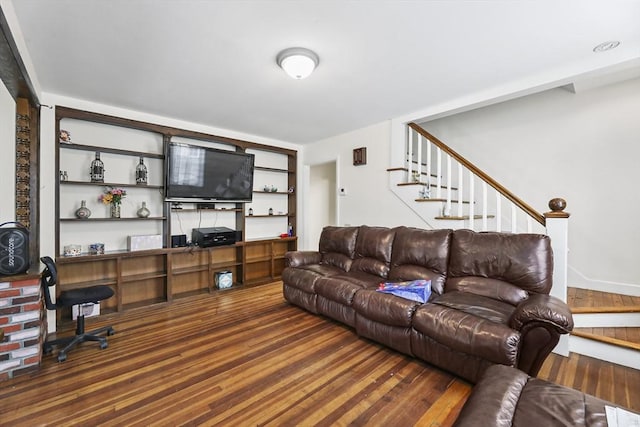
[
  {"left": 0, "top": 8, "right": 39, "bottom": 105},
  {"left": 55, "top": 106, "right": 298, "bottom": 156},
  {"left": 408, "top": 123, "right": 545, "bottom": 225}
]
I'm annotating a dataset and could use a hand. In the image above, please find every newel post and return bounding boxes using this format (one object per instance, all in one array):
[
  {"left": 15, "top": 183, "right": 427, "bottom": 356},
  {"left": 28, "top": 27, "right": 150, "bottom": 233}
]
[{"left": 544, "top": 198, "right": 571, "bottom": 356}]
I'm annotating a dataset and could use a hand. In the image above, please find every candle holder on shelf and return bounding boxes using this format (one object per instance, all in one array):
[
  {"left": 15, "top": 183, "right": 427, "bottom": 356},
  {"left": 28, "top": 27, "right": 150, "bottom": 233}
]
[
  {"left": 135, "top": 157, "right": 148, "bottom": 185},
  {"left": 90, "top": 152, "right": 104, "bottom": 183}
]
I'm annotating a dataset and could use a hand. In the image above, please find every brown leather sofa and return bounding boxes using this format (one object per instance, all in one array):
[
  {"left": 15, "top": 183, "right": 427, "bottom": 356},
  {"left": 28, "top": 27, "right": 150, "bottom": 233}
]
[
  {"left": 283, "top": 225, "right": 574, "bottom": 383},
  {"left": 454, "top": 364, "right": 638, "bottom": 426}
]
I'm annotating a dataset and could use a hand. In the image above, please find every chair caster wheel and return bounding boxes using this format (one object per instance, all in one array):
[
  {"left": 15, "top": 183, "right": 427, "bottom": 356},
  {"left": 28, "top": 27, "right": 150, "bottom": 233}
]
[
  {"left": 57, "top": 353, "right": 67, "bottom": 362},
  {"left": 107, "top": 328, "right": 115, "bottom": 336},
  {"left": 100, "top": 341, "right": 108, "bottom": 350}
]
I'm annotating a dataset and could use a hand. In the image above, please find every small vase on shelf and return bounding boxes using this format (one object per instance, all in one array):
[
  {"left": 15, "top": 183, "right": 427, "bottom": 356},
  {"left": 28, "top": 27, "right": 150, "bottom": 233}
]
[
  {"left": 110, "top": 204, "right": 121, "bottom": 218},
  {"left": 75, "top": 200, "right": 91, "bottom": 219},
  {"left": 137, "top": 201, "right": 150, "bottom": 218}
]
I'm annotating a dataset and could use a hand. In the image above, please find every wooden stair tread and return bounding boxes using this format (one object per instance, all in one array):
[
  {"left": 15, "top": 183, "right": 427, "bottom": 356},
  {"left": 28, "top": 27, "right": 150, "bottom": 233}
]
[
  {"left": 434, "top": 215, "right": 496, "bottom": 220},
  {"left": 571, "top": 328, "right": 640, "bottom": 351},
  {"left": 397, "top": 182, "right": 459, "bottom": 191},
  {"left": 568, "top": 287, "right": 640, "bottom": 312},
  {"left": 571, "top": 305, "right": 640, "bottom": 314},
  {"left": 414, "top": 198, "right": 472, "bottom": 204}
]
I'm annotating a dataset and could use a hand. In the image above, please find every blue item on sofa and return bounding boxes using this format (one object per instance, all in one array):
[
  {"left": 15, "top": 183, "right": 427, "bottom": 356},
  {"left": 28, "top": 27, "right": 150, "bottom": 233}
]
[{"left": 376, "top": 279, "right": 432, "bottom": 303}]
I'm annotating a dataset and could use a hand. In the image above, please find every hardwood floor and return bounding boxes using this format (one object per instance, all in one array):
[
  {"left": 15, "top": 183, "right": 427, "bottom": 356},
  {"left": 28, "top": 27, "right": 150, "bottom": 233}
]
[{"left": 1, "top": 282, "right": 638, "bottom": 426}]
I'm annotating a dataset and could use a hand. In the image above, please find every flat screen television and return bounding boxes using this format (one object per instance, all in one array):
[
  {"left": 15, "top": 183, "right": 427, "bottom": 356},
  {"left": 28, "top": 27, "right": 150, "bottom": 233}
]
[{"left": 165, "top": 142, "right": 255, "bottom": 202}]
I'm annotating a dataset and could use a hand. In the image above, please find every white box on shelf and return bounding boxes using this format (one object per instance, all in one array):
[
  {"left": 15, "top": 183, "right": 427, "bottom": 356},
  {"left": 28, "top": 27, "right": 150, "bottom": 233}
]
[
  {"left": 127, "top": 234, "right": 163, "bottom": 251},
  {"left": 215, "top": 271, "right": 233, "bottom": 289},
  {"left": 72, "top": 302, "right": 100, "bottom": 320}
]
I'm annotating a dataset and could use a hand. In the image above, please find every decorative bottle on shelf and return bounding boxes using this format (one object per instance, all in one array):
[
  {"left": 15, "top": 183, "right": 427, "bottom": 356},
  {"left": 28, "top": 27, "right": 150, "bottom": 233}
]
[
  {"left": 135, "top": 157, "right": 148, "bottom": 185},
  {"left": 287, "top": 223, "right": 293, "bottom": 237},
  {"left": 75, "top": 200, "right": 91, "bottom": 219},
  {"left": 248, "top": 207, "right": 253, "bottom": 216},
  {"left": 268, "top": 207, "right": 273, "bottom": 216},
  {"left": 137, "top": 201, "right": 150, "bottom": 218},
  {"left": 90, "top": 152, "right": 104, "bottom": 182}
]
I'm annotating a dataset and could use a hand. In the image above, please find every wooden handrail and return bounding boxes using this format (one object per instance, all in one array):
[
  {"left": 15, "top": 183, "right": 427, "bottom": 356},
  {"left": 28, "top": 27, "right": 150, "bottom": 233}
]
[{"left": 408, "top": 122, "right": 546, "bottom": 225}]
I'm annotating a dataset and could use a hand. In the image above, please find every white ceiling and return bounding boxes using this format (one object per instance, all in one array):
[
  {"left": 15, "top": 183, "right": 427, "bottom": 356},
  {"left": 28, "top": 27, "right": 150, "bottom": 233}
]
[{"left": 8, "top": 0, "right": 640, "bottom": 144}]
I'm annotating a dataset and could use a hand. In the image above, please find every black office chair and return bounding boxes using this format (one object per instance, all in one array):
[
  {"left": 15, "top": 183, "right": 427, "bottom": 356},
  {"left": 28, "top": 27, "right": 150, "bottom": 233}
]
[{"left": 40, "top": 256, "right": 115, "bottom": 362}]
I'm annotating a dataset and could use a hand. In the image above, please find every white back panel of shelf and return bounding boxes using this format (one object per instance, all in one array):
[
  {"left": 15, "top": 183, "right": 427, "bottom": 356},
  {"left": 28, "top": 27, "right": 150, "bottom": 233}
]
[
  {"left": 60, "top": 220, "right": 164, "bottom": 254},
  {"left": 59, "top": 118, "right": 163, "bottom": 153}
]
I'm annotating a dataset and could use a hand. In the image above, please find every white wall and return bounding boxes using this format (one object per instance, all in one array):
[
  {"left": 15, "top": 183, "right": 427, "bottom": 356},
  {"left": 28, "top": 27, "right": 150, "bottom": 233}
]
[
  {"left": 423, "top": 77, "right": 640, "bottom": 292},
  {"left": 0, "top": 82, "right": 15, "bottom": 224},
  {"left": 300, "top": 121, "right": 428, "bottom": 249}
]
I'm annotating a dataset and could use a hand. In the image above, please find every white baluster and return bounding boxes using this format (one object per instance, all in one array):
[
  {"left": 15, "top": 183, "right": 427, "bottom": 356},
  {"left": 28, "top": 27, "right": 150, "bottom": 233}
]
[
  {"left": 446, "top": 155, "right": 452, "bottom": 216},
  {"left": 468, "top": 171, "right": 475, "bottom": 231},
  {"left": 436, "top": 148, "right": 442, "bottom": 199},
  {"left": 527, "top": 216, "right": 533, "bottom": 233},
  {"left": 457, "top": 164, "right": 463, "bottom": 217},
  {"left": 496, "top": 192, "right": 502, "bottom": 232},
  {"left": 426, "top": 138, "right": 432, "bottom": 198},
  {"left": 482, "top": 181, "right": 488, "bottom": 231},
  {"left": 416, "top": 133, "right": 423, "bottom": 183},
  {"left": 407, "top": 128, "right": 413, "bottom": 180},
  {"left": 511, "top": 203, "right": 517, "bottom": 233}
]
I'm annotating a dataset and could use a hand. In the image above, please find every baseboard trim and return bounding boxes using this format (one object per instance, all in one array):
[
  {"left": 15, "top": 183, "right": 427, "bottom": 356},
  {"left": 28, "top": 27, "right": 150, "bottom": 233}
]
[{"left": 568, "top": 267, "right": 640, "bottom": 297}]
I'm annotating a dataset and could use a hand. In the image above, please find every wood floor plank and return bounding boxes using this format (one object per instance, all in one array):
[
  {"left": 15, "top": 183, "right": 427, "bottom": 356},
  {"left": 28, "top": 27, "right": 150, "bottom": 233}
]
[{"left": 1, "top": 281, "right": 639, "bottom": 426}]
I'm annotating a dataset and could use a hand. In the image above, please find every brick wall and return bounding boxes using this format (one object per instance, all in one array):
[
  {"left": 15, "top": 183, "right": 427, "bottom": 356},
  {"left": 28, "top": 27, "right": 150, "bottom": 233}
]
[{"left": 0, "top": 277, "right": 44, "bottom": 380}]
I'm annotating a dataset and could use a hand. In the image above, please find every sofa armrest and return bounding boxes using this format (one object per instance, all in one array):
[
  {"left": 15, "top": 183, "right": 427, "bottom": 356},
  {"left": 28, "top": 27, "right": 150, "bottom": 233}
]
[
  {"left": 510, "top": 294, "right": 574, "bottom": 334},
  {"left": 285, "top": 251, "right": 322, "bottom": 268}
]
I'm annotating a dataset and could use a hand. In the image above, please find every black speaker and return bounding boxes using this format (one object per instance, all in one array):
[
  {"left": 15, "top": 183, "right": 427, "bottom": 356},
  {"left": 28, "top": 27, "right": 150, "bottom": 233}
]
[
  {"left": 0, "top": 222, "right": 30, "bottom": 276},
  {"left": 171, "top": 234, "right": 187, "bottom": 248}
]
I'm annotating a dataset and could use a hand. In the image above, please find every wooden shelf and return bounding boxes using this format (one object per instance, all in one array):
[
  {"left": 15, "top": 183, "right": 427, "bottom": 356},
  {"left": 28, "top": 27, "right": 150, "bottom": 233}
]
[
  {"left": 121, "top": 272, "right": 167, "bottom": 283},
  {"left": 172, "top": 265, "right": 209, "bottom": 275},
  {"left": 60, "top": 180, "right": 164, "bottom": 189},
  {"left": 171, "top": 208, "right": 242, "bottom": 212},
  {"left": 60, "top": 216, "right": 166, "bottom": 222},
  {"left": 58, "top": 278, "right": 117, "bottom": 290},
  {"left": 253, "top": 190, "right": 290, "bottom": 195},
  {"left": 55, "top": 106, "right": 297, "bottom": 325},
  {"left": 59, "top": 142, "right": 164, "bottom": 159},
  {"left": 254, "top": 166, "right": 289, "bottom": 173}
]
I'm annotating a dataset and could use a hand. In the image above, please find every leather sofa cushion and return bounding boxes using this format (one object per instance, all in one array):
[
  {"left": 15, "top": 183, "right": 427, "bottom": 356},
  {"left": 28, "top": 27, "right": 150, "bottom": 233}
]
[
  {"left": 351, "top": 226, "right": 396, "bottom": 277},
  {"left": 433, "top": 291, "right": 515, "bottom": 324},
  {"left": 446, "top": 276, "right": 529, "bottom": 307},
  {"left": 319, "top": 226, "right": 359, "bottom": 270},
  {"left": 282, "top": 264, "right": 345, "bottom": 293},
  {"left": 389, "top": 227, "right": 452, "bottom": 295},
  {"left": 447, "top": 229, "right": 553, "bottom": 296},
  {"left": 315, "top": 271, "right": 382, "bottom": 305},
  {"left": 353, "top": 290, "right": 421, "bottom": 327},
  {"left": 514, "top": 378, "right": 609, "bottom": 426},
  {"left": 454, "top": 365, "right": 614, "bottom": 427},
  {"left": 413, "top": 302, "right": 520, "bottom": 365}
]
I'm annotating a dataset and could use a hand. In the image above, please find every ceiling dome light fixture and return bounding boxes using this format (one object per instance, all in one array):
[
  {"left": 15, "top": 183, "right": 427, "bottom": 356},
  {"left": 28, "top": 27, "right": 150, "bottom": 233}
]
[
  {"left": 593, "top": 41, "right": 621, "bottom": 53},
  {"left": 276, "top": 47, "right": 319, "bottom": 80}
]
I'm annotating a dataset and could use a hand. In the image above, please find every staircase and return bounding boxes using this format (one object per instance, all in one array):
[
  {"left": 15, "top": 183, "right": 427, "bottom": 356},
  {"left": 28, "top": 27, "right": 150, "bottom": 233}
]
[
  {"left": 568, "top": 287, "right": 640, "bottom": 369},
  {"left": 387, "top": 122, "right": 639, "bottom": 369}
]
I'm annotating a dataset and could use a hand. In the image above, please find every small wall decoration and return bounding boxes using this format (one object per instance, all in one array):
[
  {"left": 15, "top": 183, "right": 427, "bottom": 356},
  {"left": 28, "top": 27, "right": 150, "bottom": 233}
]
[
  {"left": 59, "top": 129, "right": 72, "bottom": 143},
  {"left": 353, "top": 147, "right": 367, "bottom": 166}
]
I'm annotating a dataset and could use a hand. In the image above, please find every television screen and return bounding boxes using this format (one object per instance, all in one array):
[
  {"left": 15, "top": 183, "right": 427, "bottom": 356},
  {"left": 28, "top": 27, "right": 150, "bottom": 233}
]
[{"left": 165, "top": 142, "right": 255, "bottom": 202}]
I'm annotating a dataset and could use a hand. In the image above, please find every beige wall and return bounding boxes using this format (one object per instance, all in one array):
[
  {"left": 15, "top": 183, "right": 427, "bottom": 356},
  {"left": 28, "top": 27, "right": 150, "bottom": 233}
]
[{"left": 424, "top": 77, "right": 640, "bottom": 291}]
